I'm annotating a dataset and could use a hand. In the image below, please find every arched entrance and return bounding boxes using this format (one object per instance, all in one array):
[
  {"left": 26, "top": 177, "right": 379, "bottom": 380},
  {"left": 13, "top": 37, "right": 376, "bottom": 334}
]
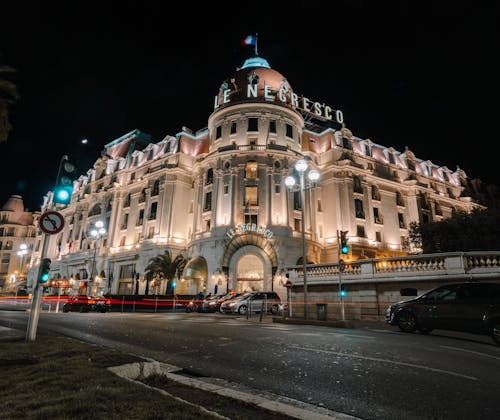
[
  {"left": 227, "top": 244, "right": 274, "bottom": 292},
  {"left": 236, "top": 254, "right": 264, "bottom": 292}
]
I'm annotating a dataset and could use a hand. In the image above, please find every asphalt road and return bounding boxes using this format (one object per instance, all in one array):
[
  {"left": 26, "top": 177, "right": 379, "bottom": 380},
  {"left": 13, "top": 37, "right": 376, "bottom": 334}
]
[{"left": 1, "top": 309, "right": 499, "bottom": 420}]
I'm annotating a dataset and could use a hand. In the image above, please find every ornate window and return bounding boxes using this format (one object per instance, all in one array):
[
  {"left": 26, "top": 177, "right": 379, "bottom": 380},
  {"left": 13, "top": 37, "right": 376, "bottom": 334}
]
[
  {"left": 355, "top": 199, "right": 365, "bottom": 219},
  {"left": 353, "top": 176, "right": 363, "bottom": 193},
  {"left": 206, "top": 168, "right": 214, "bottom": 185},
  {"left": 245, "top": 161, "right": 258, "bottom": 179}
]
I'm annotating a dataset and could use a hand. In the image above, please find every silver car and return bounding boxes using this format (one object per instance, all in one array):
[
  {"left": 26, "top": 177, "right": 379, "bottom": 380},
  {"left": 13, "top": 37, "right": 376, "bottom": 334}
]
[{"left": 220, "top": 291, "right": 281, "bottom": 315}]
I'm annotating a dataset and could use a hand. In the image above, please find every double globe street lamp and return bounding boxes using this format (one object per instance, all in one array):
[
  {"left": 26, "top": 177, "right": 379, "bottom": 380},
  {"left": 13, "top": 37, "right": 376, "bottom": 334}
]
[
  {"left": 285, "top": 159, "right": 320, "bottom": 320},
  {"left": 90, "top": 220, "right": 106, "bottom": 295}
]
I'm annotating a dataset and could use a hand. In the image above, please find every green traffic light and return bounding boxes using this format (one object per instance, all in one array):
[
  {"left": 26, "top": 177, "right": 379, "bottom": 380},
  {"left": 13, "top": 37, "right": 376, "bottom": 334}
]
[
  {"left": 341, "top": 245, "right": 349, "bottom": 254},
  {"left": 339, "top": 289, "right": 347, "bottom": 297},
  {"left": 40, "top": 273, "right": 50, "bottom": 283}
]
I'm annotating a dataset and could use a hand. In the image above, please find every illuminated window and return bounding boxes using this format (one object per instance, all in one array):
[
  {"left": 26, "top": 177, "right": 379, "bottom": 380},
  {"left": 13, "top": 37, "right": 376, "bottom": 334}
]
[
  {"left": 245, "top": 186, "right": 258, "bottom": 206},
  {"left": 245, "top": 161, "right": 258, "bottom": 178}
]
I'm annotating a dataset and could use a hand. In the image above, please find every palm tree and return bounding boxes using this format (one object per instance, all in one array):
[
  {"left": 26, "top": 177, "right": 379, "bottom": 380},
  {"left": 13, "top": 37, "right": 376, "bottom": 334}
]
[
  {"left": 0, "top": 65, "right": 19, "bottom": 143},
  {"left": 145, "top": 249, "right": 186, "bottom": 295}
]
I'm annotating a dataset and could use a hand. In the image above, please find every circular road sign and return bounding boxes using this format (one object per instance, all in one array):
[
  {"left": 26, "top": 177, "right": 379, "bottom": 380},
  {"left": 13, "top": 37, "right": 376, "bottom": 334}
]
[
  {"left": 285, "top": 280, "right": 293, "bottom": 288},
  {"left": 39, "top": 211, "right": 65, "bottom": 235}
]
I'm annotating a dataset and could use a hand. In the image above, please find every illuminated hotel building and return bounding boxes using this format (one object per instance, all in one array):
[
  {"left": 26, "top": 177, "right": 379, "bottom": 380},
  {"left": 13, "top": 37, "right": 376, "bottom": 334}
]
[{"left": 29, "top": 55, "right": 480, "bottom": 298}]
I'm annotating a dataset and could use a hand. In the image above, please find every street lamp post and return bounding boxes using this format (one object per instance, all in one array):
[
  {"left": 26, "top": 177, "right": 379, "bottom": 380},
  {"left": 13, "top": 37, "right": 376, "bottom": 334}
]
[
  {"left": 285, "top": 159, "right": 320, "bottom": 320},
  {"left": 90, "top": 220, "right": 106, "bottom": 295},
  {"left": 16, "top": 243, "right": 28, "bottom": 298}
]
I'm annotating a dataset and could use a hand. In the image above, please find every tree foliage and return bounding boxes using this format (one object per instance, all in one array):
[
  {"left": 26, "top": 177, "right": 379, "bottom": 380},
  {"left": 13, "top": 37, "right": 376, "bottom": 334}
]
[
  {"left": 144, "top": 249, "right": 186, "bottom": 295},
  {"left": 408, "top": 208, "right": 500, "bottom": 253}
]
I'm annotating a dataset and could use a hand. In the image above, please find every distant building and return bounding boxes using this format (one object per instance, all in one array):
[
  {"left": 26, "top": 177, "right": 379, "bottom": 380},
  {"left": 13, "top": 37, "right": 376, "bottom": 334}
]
[
  {"left": 0, "top": 195, "right": 38, "bottom": 292},
  {"left": 29, "top": 55, "right": 482, "bottom": 297}
]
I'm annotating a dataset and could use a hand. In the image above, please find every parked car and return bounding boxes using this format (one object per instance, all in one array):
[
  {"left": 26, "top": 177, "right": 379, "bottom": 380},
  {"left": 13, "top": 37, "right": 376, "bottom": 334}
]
[
  {"left": 386, "top": 282, "right": 500, "bottom": 346},
  {"left": 62, "top": 296, "right": 111, "bottom": 313},
  {"left": 220, "top": 291, "right": 282, "bottom": 315}
]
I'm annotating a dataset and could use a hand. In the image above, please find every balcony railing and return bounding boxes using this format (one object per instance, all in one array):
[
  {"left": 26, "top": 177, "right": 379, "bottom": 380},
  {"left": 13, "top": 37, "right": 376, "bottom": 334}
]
[{"left": 287, "top": 251, "right": 500, "bottom": 286}]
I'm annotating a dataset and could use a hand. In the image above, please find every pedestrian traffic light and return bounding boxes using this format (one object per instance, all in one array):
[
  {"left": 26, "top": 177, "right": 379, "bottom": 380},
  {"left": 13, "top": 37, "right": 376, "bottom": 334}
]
[
  {"left": 54, "top": 155, "right": 76, "bottom": 205},
  {"left": 339, "top": 286, "right": 347, "bottom": 297},
  {"left": 39, "top": 258, "right": 51, "bottom": 283},
  {"left": 340, "top": 230, "right": 349, "bottom": 254}
]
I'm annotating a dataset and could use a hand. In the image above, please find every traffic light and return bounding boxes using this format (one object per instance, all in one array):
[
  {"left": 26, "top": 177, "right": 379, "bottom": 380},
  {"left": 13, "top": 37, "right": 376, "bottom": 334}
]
[
  {"left": 39, "top": 258, "right": 51, "bottom": 283},
  {"left": 54, "top": 155, "right": 76, "bottom": 205},
  {"left": 340, "top": 230, "right": 349, "bottom": 254},
  {"left": 339, "top": 286, "right": 347, "bottom": 297}
]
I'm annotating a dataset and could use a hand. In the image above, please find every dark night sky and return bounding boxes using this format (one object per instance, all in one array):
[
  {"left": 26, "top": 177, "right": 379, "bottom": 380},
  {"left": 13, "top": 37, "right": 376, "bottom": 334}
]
[{"left": 1, "top": 2, "right": 498, "bottom": 211}]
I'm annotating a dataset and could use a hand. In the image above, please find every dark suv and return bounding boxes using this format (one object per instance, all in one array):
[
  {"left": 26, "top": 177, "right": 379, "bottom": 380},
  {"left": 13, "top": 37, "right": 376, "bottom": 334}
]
[{"left": 386, "top": 282, "right": 500, "bottom": 346}]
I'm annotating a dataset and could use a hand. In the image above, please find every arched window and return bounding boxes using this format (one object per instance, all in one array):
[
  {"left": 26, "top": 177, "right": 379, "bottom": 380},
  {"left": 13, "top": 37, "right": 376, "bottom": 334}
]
[
  {"left": 88, "top": 204, "right": 101, "bottom": 217},
  {"left": 245, "top": 161, "right": 258, "bottom": 179}
]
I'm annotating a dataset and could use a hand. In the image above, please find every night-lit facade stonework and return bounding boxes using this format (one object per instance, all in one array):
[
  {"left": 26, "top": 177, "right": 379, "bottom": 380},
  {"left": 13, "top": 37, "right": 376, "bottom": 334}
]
[
  {"left": 0, "top": 195, "right": 37, "bottom": 292},
  {"left": 28, "top": 56, "right": 481, "bottom": 298}
]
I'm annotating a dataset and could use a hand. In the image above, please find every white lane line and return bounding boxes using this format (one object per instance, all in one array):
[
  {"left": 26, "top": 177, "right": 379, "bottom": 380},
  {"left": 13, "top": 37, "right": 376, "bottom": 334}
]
[
  {"left": 291, "top": 345, "right": 478, "bottom": 381},
  {"left": 440, "top": 345, "right": 500, "bottom": 361},
  {"left": 324, "top": 333, "right": 375, "bottom": 340}
]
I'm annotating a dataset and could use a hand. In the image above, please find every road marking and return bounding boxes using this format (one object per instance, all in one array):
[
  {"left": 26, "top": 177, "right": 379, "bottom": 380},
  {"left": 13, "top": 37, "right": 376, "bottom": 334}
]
[
  {"left": 440, "top": 345, "right": 500, "bottom": 361},
  {"left": 325, "top": 332, "right": 375, "bottom": 340},
  {"left": 291, "top": 345, "right": 478, "bottom": 381}
]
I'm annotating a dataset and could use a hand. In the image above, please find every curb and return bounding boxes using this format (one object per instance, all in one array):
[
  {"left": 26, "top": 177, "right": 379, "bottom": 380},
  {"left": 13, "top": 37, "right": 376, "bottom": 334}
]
[{"left": 109, "top": 361, "right": 361, "bottom": 420}]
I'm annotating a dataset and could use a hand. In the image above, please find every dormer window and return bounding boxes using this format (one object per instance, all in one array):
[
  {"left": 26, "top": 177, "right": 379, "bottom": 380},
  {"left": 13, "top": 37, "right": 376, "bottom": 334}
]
[
  {"left": 406, "top": 158, "right": 415, "bottom": 171},
  {"left": 342, "top": 137, "right": 352, "bottom": 150},
  {"left": 364, "top": 143, "right": 372, "bottom": 157}
]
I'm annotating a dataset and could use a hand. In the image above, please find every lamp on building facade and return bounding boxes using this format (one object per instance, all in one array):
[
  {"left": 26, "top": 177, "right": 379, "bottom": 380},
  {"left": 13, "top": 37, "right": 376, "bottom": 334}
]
[
  {"left": 285, "top": 159, "right": 320, "bottom": 320},
  {"left": 89, "top": 220, "right": 106, "bottom": 295}
]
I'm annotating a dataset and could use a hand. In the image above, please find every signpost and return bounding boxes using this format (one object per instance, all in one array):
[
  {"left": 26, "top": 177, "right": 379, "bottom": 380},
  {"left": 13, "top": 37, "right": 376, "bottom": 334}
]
[
  {"left": 26, "top": 211, "right": 65, "bottom": 341},
  {"left": 285, "top": 279, "right": 292, "bottom": 318}
]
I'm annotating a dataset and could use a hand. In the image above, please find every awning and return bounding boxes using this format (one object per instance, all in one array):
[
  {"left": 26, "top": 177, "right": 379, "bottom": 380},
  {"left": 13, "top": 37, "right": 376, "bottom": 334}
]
[{"left": 182, "top": 256, "right": 208, "bottom": 281}]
